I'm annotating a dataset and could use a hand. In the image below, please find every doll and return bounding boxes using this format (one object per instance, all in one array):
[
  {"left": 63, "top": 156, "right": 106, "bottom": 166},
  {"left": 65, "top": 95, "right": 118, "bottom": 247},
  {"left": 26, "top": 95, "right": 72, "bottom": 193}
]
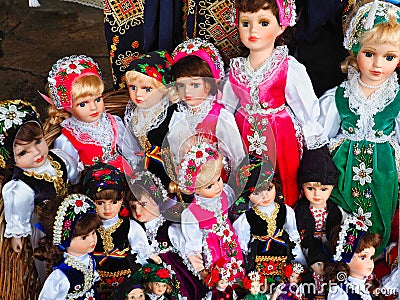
[
  {"left": 43, "top": 54, "right": 139, "bottom": 176},
  {"left": 233, "top": 172, "right": 306, "bottom": 278},
  {"left": 295, "top": 147, "right": 343, "bottom": 253},
  {"left": 35, "top": 194, "right": 103, "bottom": 299},
  {"left": 204, "top": 261, "right": 238, "bottom": 300},
  {"left": 270, "top": 263, "right": 304, "bottom": 300},
  {"left": 169, "top": 37, "right": 246, "bottom": 174},
  {"left": 324, "top": 211, "right": 382, "bottom": 300},
  {"left": 126, "top": 170, "right": 209, "bottom": 300},
  {"left": 123, "top": 50, "right": 177, "bottom": 189},
  {"left": 222, "top": 0, "right": 326, "bottom": 207},
  {"left": 318, "top": 0, "right": 400, "bottom": 255},
  {"left": 112, "top": 277, "right": 149, "bottom": 300},
  {"left": 241, "top": 271, "right": 268, "bottom": 300},
  {"left": 178, "top": 138, "right": 244, "bottom": 279},
  {"left": 82, "top": 163, "right": 155, "bottom": 298},
  {"left": 1, "top": 99, "right": 79, "bottom": 283}
]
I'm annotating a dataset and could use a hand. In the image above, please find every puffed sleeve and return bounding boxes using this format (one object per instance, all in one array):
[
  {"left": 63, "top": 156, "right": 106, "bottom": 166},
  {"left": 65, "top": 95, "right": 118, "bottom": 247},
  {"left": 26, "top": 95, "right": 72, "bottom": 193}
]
[
  {"left": 128, "top": 219, "right": 153, "bottom": 264},
  {"left": 3, "top": 180, "right": 35, "bottom": 238},
  {"left": 284, "top": 205, "right": 306, "bottom": 265},
  {"left": 216, "top": 108, "right": 246, "bottom": 169},
  {"left": 221, "top": 79, "right": 240, "bottom": 114},
  {"left": 50, "top": 148, "right": 80, "bottom": 185},
  {"left": 286, "top": 57, "right": 328, "bottom": 149},
  {"left": 181, "top": 208, "right": 203, "bottom": 257},
  {"left": 232, "top": 213, "right": 250, "bottom": 253},
  {"left": 318, "top": 87, "right": 341, "bottom": 140},
  {"left": 53, "top": 134, "right": 80, "bottom": 164},
  {"left": 114, "top": 115, "right": 141, "bottom": 169},
  {"left": 327, "top": 284, "right": 348, "bottom": 300},
  {"left": 167, "top": 111, "right": 193, "bottom": 164},
  {"left": 168, "top": 223, "right": 186, "bottom": 255},
  {"left": 38, "top": 269, "right": 70, "bottom": 300},
  {"left": 224, "top": 184, "right": 237, "bottom": 207}
]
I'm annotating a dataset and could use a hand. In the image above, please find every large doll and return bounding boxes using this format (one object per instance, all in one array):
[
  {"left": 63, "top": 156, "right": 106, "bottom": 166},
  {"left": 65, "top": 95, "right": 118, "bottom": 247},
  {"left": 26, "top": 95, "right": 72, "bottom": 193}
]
[
  {"left": 222, "top": 0, "right": 326, "bottom": 207},
  {"left": 123, "top": 50, "right": 177, "bottom": 189},
  {"left": 1, "top": 99, "right": 79, "bottom": 283},
  {"left": 43, "top": 55, "right": 139, "bottom": 176},
  {"left": 318, "top": 0, "right": 400, "bottom": 254}
]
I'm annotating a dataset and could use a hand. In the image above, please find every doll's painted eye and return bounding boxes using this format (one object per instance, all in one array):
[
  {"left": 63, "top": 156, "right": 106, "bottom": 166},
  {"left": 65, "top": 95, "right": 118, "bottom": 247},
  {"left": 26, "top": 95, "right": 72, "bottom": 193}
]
[
  {"left": 321, "top": 187, "right": 329, "bottom": 192},
  {"left": 241, "top": 21, "right": 249, "bottom": 27},
  {"left": 18, "top": 150, "right": 27, "bottom": 157},
  {"left": 176, "top": 83, "right": 184, "bottom": 89},
  {"left": 130, "top": 85, "right": 137, "bottom": 91},
  {"left": 260, "top": 20, "right": 269, "bottom": 26},
  {"left": 193, "top": 83, "right": 200, "bottom": 88},
  {"left": 145, "top": 87, "right": 153, "bottom": 93},
  {"left": 386, "top": 55, "right": 395, "bottom": 61},
  {"left": 95, "top": 97, "right": 102, "bottom": 103},
  {"left": 35, "top": 138, "right": 42, "bottom": 145},
  {"left": 79, "top": 102, "right": 86, "bottom": 108},
  {"left": 364, "top": 52, "right": 373, "bottom": 58}
]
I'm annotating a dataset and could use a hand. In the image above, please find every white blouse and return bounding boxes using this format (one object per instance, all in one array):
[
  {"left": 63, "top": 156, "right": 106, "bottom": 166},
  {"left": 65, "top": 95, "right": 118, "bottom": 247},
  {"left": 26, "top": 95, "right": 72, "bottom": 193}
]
[
  {"left": 327, "top": 276, "right": 371, "bottom": 300},
  {"left": 3, "top": 149, "right": 79, "bottom": 238},
  {"left": 232, "top": 202, "right": 306, "bottom": 265}
]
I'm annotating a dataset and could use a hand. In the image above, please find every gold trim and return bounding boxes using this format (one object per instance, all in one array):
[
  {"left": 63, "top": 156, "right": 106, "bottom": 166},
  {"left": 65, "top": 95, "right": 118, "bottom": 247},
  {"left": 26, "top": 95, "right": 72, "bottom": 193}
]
[
  {"left": 97, "top": 218, "right": 123, "bottom": 254},
  {"left": 253, "top": 204, "right": 279, "bottom": 237},
  {"left": 98, "top": 269, "right": 131, "bottom": 277}
]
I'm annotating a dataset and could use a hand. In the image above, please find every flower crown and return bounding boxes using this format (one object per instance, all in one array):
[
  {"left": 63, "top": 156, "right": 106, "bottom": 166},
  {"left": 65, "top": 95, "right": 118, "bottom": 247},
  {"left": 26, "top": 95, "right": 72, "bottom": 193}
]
[
  {"left": 333, "top": 207, "right": 372, "bottom": 263},
  {"left": 172, "top": 38, "right": 224, "bottom": 81},
  {"left": 178, "top": 141, "right": 220, "bottom": 193},
  {"left": 284, "top": 263, "right": 304, "bottom": 279},
  {"left": 53, "top": 194, "right": 97, "bottom": 250},
  {"left": 48, "top": 55, "right": 102, "bottom": 110},
  {"left": 344, "top": 0, "right": 400, "bottom": 53},
  {"left": 129, "top": 170, "right": 169, "bottom": 203}
]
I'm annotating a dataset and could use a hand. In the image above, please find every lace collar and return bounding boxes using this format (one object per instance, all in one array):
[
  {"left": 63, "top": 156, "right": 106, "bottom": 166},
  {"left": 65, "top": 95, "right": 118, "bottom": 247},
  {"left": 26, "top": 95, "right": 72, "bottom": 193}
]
[{"left": 177, "top": 96, "right": 214, "bottom": 129}]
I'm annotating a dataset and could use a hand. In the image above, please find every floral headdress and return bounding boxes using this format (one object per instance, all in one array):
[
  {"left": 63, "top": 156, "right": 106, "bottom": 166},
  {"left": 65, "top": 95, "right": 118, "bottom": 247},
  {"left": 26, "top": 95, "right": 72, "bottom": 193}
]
[
  {"left": 284, "top": 262, "right": 304, "bottom": 278},
  {"left": 128, "top": 170, "right": 169, "bottom": 204},
  {"left": 82, "top": 162, "right": 127, "bottom": 199},
  {"left": 126, "top": 50, "right": 174, "bottom": 85},
  {"left": 47, "top": 55, "right": 102, "bottom": 110},
  {"left": 178, "top": 141, "right": 220, "bottom": 193},
  {"left": 240, "top": 271, "right": 265, "bottom": 290},
  {"left": 205, "top": 258, "right": 235, "bottom": 287},
  {"left": 0, "top": 99, "right": 41, "bottom": 168},
  {"left": 53, "top": 194, "right": 97, "bottom": 250},
  {"left": 333, "top": 208, "right": 372, "bottom": 263},
  {"left": 172, "top": 38, "right": 225, "bottom": 81},
  {"left": 343, "top": 0, "right": 400, "bottom": 54}
]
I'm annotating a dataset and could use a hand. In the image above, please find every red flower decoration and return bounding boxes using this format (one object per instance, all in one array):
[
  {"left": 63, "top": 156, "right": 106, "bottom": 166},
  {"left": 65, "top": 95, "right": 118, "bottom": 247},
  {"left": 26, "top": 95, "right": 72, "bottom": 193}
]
[
  {"left": 119, "top": 207, "right": 129, "bottom": 217},
  {"left": 205, "top": 269, "right": 220, "bottom": 287},
  {"left": 131, "top": 41, "right": 139, "bottom": 48},
  {"left": 92, "top": 169, "right": 112, "bottom": 179},
  {"left": 196, "top": 151, "right": 203, "bottom": 158},
  {"left": 156, "top": 268, "right": 170, "bottom": 279},
  {"left": 145, "top": 66, "right": 162, "bottom": 82},
  {"left": 284, "top": 264, "right": 293, "bottom": 278},
  {"left": 75, "top": 200, "right": 83, "bottom": 207},
  {"left": 262, "top": 260, "right": 279, "bottom": 275},
  {"left": 105, "top": 276, "right": 124, "bottom": 287},
  {"left": 242, "top": 277, "right": 252, "bottom": 290},
  {"left": 143, "top": 267, "right": 151, "bottom": 274}
]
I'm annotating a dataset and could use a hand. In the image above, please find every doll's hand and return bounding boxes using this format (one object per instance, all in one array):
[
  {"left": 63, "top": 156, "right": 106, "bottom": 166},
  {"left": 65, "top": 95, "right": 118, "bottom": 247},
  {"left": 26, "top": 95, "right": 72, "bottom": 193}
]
[
  {"left": 150, "top": 254, "right": 162, "bottom": 264},
  {"left": 188, "top": 254, "right": 204, "bottom": 272},
  {"left": 11, "top": 237, "right": 22, "bottom": 252}
]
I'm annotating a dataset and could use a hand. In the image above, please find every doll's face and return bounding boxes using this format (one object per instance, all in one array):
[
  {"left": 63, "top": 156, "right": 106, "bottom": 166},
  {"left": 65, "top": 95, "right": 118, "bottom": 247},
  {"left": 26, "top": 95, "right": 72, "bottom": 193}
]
[
  {"left": 126, "top": 288, "right": 145, "bottom": 300},
  {"left": 14, "top": 136, "right": 49, "bottom": 169},
  {"left": 127, "top": 77, "right": 165, "bottom": 109},
  {"left": 129, "top": 193, "right": 160, "bottom": 223},
  {"left": 302, "top": 183, "right": 333, "bottom": 209},
  {"left": 357, "top": 42, "right": 400, "bottom": 88},
  {"left": 347, "top": 247, "right": 375, "bottom": 279},
  {"left": 216, "top": 278, "right": 229, "bottom": 291},
  {"left": 149, "top": 282, "right": 167, "bottom": 296},
  {"left": 238, "top": 8, "right": 285, "bottom": 56},
  {"left": 289, "top": 272, "right": 301, "bottom": 284},
  {"left": 195, "top": 173, "right": 223, "bottom": 199},
  {"left": 310, "top": 261, "right": 325, "bottom": 276},
  {"left": 68, "top": 94, "right": 104, "bottom": 123},
  {"left": 175, "top": 77, "right": 211, "bottom": 106},
  {"left": 249, "top": 183, "right": 276, "bottom": 207},
  {"left": 67, "top": 230, "right": 97, "bottom": 257},
  {"left": 94, "top": 199, "right": 123, "bottom": 220},
  {"left": 249, "top": 280, "right": 261, "bottom": 295}
]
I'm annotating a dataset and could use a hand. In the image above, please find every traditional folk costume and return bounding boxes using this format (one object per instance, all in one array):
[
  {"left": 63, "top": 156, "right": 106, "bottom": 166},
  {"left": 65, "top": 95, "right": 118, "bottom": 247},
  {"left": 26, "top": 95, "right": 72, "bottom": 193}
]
[
  {"left": 318, "top": 1, "right": 400, "bottom": 254},
  {"left": 204, "top": 263, "right": 238, "bottom": 300},
  {"left": 241, "top": 271, "right": 268, "bottom": 300},
  {"left": 39, "top": 195, "right": 100, "bottom": 300},
  {"left": 124, "top": 51, "right": 177, "bottom": 189}
]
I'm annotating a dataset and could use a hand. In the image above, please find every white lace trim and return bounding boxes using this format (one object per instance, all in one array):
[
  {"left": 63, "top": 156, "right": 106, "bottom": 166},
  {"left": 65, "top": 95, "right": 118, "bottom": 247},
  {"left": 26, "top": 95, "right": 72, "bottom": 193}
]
[{"left": 177, "top": 96, "right": 213, "bottom": 130}]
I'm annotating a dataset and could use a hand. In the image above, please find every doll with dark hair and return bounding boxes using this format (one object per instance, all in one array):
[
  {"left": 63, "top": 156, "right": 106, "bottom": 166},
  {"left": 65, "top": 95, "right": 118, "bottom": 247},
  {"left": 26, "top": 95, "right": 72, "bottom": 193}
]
[
  {"left": 34, "top": 194, "right": 103, "bottom": 299},
  {"left": 112, "top": 277, "right": 149, "bottom": 300}
]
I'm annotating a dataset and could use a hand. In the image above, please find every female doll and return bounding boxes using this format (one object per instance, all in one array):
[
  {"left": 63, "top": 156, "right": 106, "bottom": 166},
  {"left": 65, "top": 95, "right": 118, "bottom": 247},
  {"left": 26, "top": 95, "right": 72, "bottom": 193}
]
[
  {"left": 34, "top": 194, "right": 103, "bottom": 299},
  {"left": 43, "top": 54, "right": 139, "bottom": 176},
  {"left": 1, "top": 99, "right": 79, "bottom": 283},
  {"left": 178, "top": 138, "right": 244, "bottom": 279},
  {"left": 270, "top": 263, "right": 304, "bottom": 300},
  {"left": 324, "top": 212, "right": 382, "bottom": 300},
  {"left": 241, "top": 271, "right": 268, "bottom": 300},
  {"left": 112, "top": 277, "right": 149, "bottom": 300},
  {"left": 82, "top": 163, "right": 156, "bottom": 299},
  {"left": 169, "top": 37, "right": 246, "bottom": 174},
  {"left": 123, "top": 50, "right": 177, "bottom": 189},
  {"left": 233, "top": 173, "right": 305, "bottom": 278},
  {"left": 204, "top": 261, "right": 238, "bottom": 300},
  {"left": 222, "top": 0, "right": 326, "bottom": 207},
  {"left": 126, "top": 170, "right": 209, "bottom": 300},
  {"left": 318, "top": 0, "right": 400, "bottom": 254}
]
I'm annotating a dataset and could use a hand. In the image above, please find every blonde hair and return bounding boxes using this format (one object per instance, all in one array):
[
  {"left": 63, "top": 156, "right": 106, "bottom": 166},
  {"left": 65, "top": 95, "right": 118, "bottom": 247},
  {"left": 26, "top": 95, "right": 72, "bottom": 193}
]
[
  {"left": 71, "top": 74, "right": 104, "bottom": 100},
  {"left": 195, "top": 155, "right": 224, "bottom": 189}
]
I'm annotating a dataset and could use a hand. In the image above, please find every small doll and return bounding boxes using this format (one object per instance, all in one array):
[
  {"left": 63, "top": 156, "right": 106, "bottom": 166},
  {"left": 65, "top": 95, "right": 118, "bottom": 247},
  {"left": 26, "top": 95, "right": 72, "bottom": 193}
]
[
  {"left": 222, "top": 0, "right": 326, "bottom": 207},
  {"left": 1, "top": 99, "right": 79, "bottom": 283},
  {"left": 204, "top": 260, "right": 238, "bottom": 300},
  {"left": 123, "top": 50, "right": 177, "bottom": 189},
  {"left": 126, "top": 170, "right": 209, "bottom": 300},
  {"left": 82, "top": 163, "right": 155, "bottom": 298},
  {"left": 233, "top": 171, "right": 306, "bottom": 278},
  {"left": 35, "top": 194, "right": 103, "bottom": 299},
  {"left": 112, "top": 277, "right": 149, "bottom": 300},
  {"left": 43, "top": 54, "right": 139, "bottom": 176},
  {"left": 295, "top": 147, "right": 343, "bottom": 253},
  {"left": 241, "top": 271, "right": 268, "bottom": 300},
  {"left": 318, "top": 0, "right": 400, "bottom": 255},
  {"left": 270, "top": 263, "right": 304, "bottom": 300},
  {"left": 324, "top": 211, "right": 382, "bottom": 300},
  {"left": 178, "top": 138, "right": 244, "bottom": 279},
  {"left": 169, "top": 38, "right": 246, "bottom": 174}
]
